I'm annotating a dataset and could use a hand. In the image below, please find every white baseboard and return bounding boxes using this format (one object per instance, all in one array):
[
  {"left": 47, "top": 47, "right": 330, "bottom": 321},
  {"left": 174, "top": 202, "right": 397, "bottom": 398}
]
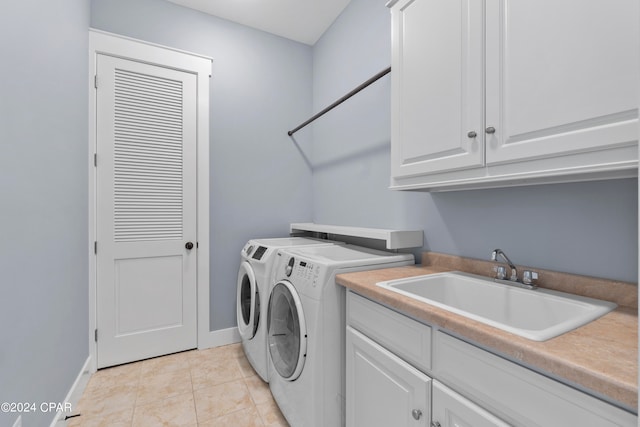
[
  {"left": 50, "top": 356, "right": 91, "bottom": 427},
  {"left": 198, "top": 327, "right": 241, "bottom": 350}
]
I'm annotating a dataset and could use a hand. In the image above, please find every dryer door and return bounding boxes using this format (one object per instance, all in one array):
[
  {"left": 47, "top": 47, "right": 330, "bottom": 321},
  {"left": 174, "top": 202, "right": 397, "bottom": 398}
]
[
  {"left": 268, "top": 280, "right": 307, "bottom": 381},
  {"left": 236, "top": 261, "right": 259, "bottom": 340}
]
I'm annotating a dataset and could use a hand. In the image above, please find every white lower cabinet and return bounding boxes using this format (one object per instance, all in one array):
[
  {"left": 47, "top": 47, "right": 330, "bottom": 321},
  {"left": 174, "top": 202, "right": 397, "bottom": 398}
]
[
  {"left": 432, "top": 380, "right": 510, "bottom": 427},
  {"left": 346, "top": 291, "right": 637, "bottom": 427},
  {"left": 346, "top": 327, "right": 431, "bottom": 427},
  {"left": 346, "top": 326, "right": 507, "bottom": 427},
  {"left": 433, "top": 331, "right": 637, "bottom": 427}
]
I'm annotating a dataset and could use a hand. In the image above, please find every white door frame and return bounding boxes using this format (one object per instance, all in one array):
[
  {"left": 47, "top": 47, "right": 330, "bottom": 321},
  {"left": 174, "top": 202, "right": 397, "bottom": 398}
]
[{"left": 88, "top": 29, "right": 211, "bottom": 372}]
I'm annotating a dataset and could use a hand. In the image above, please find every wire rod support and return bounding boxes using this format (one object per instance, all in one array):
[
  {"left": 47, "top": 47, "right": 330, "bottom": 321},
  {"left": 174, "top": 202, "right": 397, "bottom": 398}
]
[{"left": 287, "top": 67, "right": 391, "bottom": 137}]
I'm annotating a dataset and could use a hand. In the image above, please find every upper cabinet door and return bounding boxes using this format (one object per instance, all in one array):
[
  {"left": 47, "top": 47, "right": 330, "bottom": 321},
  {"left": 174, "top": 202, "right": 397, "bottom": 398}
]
[
  {"left": 390, "top": 0, "right": 484, "bottom": 178},
  {"left": 485, "top": 0, "right": 640, "bottom": 165}
]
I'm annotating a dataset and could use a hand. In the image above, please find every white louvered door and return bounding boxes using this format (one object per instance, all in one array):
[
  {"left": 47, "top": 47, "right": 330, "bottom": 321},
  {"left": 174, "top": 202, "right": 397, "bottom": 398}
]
[{"left": 96, "top": 54, "right": 197, "bottom": 368}]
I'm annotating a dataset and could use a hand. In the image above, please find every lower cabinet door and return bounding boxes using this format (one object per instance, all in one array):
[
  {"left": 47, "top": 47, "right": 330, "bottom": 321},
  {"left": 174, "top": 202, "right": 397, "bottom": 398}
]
[
  {"left": 346, "top": 326, "right": 431, "bottom": 427},
  {"left": 432, "top": 380, "right": 509, "bottom": 427}
]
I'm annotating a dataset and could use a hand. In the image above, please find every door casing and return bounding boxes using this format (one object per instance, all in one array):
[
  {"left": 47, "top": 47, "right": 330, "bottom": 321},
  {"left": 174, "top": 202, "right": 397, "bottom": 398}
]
[{"left": 88, "top": 29, "right": 211, "bottom": 372}]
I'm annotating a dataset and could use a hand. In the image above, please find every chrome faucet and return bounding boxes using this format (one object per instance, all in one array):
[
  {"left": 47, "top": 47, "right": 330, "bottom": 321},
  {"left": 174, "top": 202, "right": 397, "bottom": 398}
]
[
  {"left": 490, "top": 248, "right": 539, "bottom": 290},
  {"left": 491, "top": 248, "right": 518, "bottom": 281}
]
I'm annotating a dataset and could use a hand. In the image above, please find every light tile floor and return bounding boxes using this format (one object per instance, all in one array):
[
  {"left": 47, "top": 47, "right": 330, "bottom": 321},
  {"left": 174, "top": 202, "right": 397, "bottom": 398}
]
[{"left": 65, "top": 344, "right": 289, "bottom": 427}]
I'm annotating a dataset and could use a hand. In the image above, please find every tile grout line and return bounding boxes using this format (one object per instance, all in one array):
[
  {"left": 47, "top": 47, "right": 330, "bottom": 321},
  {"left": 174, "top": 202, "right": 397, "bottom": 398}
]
[
  {"left": 240, "top": 373, "right": 267, "bottom": 426},
  {"left": 188, "top": 359, "right": 200, "bottom": 426},
  {"left": 130, "top": 363, "right": 142, "bottom": 427}
]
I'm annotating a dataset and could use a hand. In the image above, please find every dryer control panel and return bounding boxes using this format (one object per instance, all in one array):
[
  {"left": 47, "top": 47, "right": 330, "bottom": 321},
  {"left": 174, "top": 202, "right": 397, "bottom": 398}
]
[
  {"left": 241, "top": 243, "right": 269, "bottom": 263},
  {"left": 252, "top": 246, "right": 268, "bottom": 260}
]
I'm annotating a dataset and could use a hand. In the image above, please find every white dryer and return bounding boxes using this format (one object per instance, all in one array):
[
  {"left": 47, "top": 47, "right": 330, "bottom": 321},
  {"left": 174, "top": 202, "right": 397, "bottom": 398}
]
[
  {"left": 236, "top": 237, "right": 338, "bottom": 382},
  {"left": 267, "top": 244, "right": 414, "bottom": 426}
]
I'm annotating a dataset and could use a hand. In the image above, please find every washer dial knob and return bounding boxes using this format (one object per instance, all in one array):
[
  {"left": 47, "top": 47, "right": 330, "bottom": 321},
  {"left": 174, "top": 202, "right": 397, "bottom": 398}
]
[{"left": 285, "top": 257, "right": 295, "bottom": 277}]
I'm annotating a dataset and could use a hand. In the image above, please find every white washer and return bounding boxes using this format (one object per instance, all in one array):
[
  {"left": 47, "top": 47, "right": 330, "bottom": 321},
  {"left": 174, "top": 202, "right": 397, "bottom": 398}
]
[
  {"left": 267, "top": 244, "right": 414, "bottom": 426},
  {"left": 236, "top": 237, "right": 339, "bottom": 382}
]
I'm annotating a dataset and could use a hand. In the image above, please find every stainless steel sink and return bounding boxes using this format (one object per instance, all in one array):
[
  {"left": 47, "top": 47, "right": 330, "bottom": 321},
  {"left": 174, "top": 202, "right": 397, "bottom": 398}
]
[{"left": 376, "top": 271, "right": 617, "bottom": 341}]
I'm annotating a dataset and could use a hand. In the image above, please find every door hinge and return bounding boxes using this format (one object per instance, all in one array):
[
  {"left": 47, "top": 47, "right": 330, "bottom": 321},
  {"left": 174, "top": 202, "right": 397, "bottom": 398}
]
[
  {"left": 93, "top": 153, "right": 97, "bottom": 167},
  {"left": 94, "top": 241, "right": 97, "bottom": 254},
  {"left": 196, "top": 242, "right": 199, "bottom": 248},
  {"left": 94, "top": 329, "right": 98, "bottom": 342},
  {"left": 94, "top": 75, "right": 98, "bottom": 89}
]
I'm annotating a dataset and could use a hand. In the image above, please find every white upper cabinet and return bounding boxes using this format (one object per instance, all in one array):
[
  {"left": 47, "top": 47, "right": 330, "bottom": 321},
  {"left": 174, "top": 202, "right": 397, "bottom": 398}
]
[
  {"left": 485, "top": 0, "right": 639, "bottom": 164},
  {"left": 390, "top": 0, "right": 484, "bottom": 178},
  {"left": 389, "top": 0, "right": 639, "bottom": 191}
]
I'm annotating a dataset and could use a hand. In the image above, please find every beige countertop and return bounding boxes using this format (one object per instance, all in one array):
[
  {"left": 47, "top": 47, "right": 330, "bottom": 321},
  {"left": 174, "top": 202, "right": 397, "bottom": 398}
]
[{"left": 335, "top": 253, "right": 638, "bottom": 412}]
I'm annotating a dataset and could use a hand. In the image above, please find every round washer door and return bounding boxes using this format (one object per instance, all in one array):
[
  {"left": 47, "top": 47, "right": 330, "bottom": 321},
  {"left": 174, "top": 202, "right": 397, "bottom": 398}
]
[
  {"left": 236, "top": 261, "right": 259, "bottom": 340},
  {"left": 267, "top": 280, "right": 307, "bottom": 381}
]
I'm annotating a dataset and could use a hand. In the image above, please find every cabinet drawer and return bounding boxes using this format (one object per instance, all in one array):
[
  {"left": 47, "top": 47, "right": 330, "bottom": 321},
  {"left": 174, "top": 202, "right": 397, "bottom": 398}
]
[
  {"left": 347, "top": 291, "right": 431, "bottom": 373},
  {"left": 433, "top": 332, "right": 636, "bottom": 427}
]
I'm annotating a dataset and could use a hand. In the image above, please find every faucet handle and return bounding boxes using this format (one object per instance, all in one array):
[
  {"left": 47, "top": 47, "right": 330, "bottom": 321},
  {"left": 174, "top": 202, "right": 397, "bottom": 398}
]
[
  {"left": 493, "top": 265, "right": 507, "bottom": 280},
  {"left": 523, "top": 270, "right": 539, "bottom": 285}
]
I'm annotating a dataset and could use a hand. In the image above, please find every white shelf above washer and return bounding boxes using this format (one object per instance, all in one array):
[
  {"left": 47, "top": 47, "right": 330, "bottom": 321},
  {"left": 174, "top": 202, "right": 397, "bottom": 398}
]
[{"left": 290, "top": 223, "right": 423, "bottom": 250}]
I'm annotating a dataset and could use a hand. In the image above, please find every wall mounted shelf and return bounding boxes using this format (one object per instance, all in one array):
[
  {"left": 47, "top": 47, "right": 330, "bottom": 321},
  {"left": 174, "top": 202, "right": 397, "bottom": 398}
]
[{"left": 290, "top": 222, "right": 423, "bottom": 250}]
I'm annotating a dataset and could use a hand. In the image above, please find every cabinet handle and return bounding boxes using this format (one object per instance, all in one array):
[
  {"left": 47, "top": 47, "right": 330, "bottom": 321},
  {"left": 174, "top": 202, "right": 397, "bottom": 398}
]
[
  {"left": 467, "top": 130, "right": 477, "bottom": 138},
  {"left": 485, "top": 126, "right": 496, "bottom": 134},
  {"left": 412, "top": 409, "right": 423, "bottom": 420},
  {"left": 431, "top": 422, "right": 441, "bottom": 427}
]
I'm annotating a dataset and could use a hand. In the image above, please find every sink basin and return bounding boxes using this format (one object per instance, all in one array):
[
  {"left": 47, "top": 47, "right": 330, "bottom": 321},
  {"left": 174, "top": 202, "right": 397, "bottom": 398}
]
[{"left": 376, "top": 271, "right": 617, "bottom": 341}]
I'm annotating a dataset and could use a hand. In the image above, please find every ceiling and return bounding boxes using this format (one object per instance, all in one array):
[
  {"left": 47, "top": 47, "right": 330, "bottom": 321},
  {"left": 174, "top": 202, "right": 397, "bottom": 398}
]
[{"left": 165, "top": 0, "right": 352, "bottom": 46}]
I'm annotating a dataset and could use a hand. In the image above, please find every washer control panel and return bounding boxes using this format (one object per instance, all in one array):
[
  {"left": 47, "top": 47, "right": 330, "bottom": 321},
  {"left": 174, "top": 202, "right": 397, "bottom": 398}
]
[{"left": 287, "top": 257, "right": 320, "bottom": 288}]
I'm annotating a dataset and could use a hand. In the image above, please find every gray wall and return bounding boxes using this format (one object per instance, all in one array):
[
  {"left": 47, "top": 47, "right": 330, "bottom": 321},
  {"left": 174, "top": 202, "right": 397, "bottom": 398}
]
[
  {"left": 0, "top": 1, "right": 90, "bottom": 426},
  {"left": 91, "top": 0, "right": 315, "bottom": 331},
  {"left": 311, "top": 0, "right": 429, "bottom": 232},
  {"left": 311, "top": 0, "right": 638, "bottom": 283}
]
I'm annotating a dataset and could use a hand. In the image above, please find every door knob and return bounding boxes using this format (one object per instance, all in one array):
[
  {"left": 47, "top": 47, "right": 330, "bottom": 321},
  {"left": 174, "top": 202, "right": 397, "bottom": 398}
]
[
  {"left": 485, "top": 126, "right": 496, "bottom": 134},
  {"left": 431, "top": 422, "right": 442, "bottom": 427},
  {"left": 467, "top": 130, "right": 477, "bottom": 138},
  {"left": 412, "top": 409, "right": 422, "bottom": 420},
  {"left": 185, "top": 242, "right": 194, "bottom": 250}
]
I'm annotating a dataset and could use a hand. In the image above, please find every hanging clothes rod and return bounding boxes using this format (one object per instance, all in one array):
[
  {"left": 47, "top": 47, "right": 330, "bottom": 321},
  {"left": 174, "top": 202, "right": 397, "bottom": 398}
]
[{"left": 287, "top": 66, "right": 391, "bottom": 136}]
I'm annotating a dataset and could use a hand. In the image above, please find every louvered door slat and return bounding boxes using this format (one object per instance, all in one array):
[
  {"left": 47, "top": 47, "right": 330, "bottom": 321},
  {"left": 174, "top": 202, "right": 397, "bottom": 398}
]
[{"left": 113, "top": 68, "right": 184, "bottom": 242}]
